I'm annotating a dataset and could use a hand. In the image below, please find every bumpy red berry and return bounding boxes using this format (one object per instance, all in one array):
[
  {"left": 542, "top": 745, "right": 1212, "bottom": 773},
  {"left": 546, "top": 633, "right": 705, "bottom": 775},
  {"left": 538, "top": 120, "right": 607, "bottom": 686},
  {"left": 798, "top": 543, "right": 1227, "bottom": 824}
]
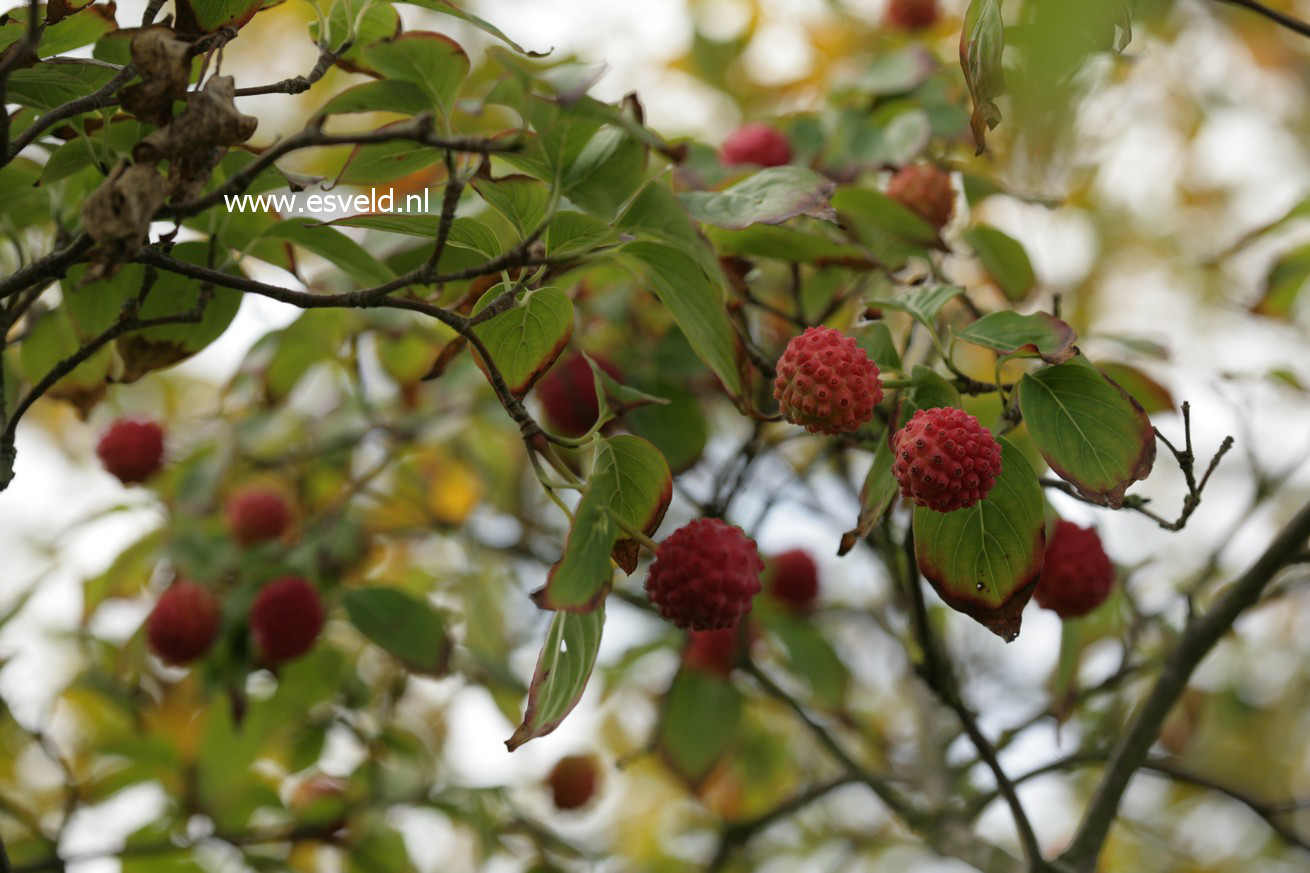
[
  {"left": 146, "top": 581, "right": 221, "bottom": 665},
  {"left": 1034, "top": 520, "right": 1115, "bottom": 618},
  {"left": 765, "top": 549, "right": 820, "bottom": 611},
  {"left": 774, "top": 327, "right": 883, "bottom": 435},
  {"left": 250, "top": 576, "right": 325, "bottom": 664},
  {"left": 719, "top": 122, "right": 792, "bottom": 168},
  {"left": 886, "top": 0, "right": 939, "bottom": 30},
  {"left": 536, "top": 353, "right": 621, "bottom": 438},
  {"left": 96, "top": 418, "right": 165, "bottom": 484},
  {"left": 225, "top": 486, "right": 291, "bottom": 546},
  {"left": 887, "top": 163, "right": 955, "bottom": 229},
  {"left": 547, "top": 755, "right": 600, "bottom": 811},
  {"left": 645, "top": 519, "right": 764, "bottom": 631},
  {"left": 891, "top": 407, "right": 1001, "bottom": 512}
]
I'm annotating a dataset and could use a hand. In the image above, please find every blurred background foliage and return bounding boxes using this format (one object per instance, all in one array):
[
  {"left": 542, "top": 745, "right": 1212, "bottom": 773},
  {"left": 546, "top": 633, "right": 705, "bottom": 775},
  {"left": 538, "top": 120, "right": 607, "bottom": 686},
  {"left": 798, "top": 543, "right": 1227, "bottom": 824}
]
[{"left": 1, "top": 0, "right": 1310, "bottom": 871}]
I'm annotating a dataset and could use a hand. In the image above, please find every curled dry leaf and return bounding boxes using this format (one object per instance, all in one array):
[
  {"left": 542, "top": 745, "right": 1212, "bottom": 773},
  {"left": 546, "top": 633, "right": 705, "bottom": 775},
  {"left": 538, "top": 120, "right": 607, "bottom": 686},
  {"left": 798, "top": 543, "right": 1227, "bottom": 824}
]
[
  {"left": 81, "top": 161, "right": 168, "bottom": 280},
  {"left": 119, "top": 26, "right": 192, "bottom": 126},
  {"left": 134, "top": 75, "right": 258, "bottom": 199}
]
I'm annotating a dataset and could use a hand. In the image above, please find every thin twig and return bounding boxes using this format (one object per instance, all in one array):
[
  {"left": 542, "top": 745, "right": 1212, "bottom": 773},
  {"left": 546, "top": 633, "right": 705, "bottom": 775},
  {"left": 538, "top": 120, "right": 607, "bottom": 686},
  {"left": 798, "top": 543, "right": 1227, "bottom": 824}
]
[{"left": 1213, "top": 0, "right": 1310, "bottom": 39}]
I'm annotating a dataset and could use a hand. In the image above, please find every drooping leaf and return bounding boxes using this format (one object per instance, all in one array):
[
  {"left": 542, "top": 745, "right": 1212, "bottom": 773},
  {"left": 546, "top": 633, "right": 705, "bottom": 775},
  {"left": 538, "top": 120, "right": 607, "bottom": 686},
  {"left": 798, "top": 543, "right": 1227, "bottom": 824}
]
[
  {"left": 656, "top": 667, "right": 742, "bottom": 786},
  {"left": 1096, "top": 362, "right": 1175, "bottom": 414},
  {"left": 318, "top": 80, "right": 432, "bottom": 117},
  {"left": 964, "top": 225, "right": 1036, "bottom": 301},
  {"left": 361, "top": 32, "right": 469, "bottom": 120},
  {"left": 868, "top": 284, "right": 963, "bottom": 334},
  {"left": 913, "top": 437, "right": 1045, "bottom": 641},
  {"left": 342, "top": 587, "right": 452, "bottom": 676},
  {"left": 536, "top": 435, "right": 671, "bottom": 609},
  {"left": 505, "top": 605, "right": 604, "bottom": 750},
  {"left": 839, "top": 439, "right": 898, "bottom": 555},
  {"left": 954, "top": 310, "right": 1076, "bottom": 364},
  {"left": 470, "top": 285, "right": 573, "bottom": 395},
  {"left": 396, "top": 0, "right": 547, "bottom": 56},
  {"left": 679, "top": 166, "right": 838, "bottom": 230},
  {"left": 1018, "top": 357, "right": 1156, "bottom": 507},
  {"left": 470, "top": 174, "right": 551, "bottom": 238}
]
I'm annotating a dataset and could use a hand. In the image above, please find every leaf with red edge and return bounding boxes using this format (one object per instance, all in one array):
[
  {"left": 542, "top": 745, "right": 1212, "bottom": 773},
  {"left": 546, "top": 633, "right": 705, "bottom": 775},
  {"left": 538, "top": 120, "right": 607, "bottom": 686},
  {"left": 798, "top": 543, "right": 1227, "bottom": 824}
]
[
  {"left": 954, "top": 310, "right": 1077, "bottom": 364},
  {"left": 470, "top": 285, "right": 573, "bottom": 396},
  {"left": 913, "top": 437, "right": 1045, "bottom": 642},
  {"left": 536, "top": 436, "right": 672, "bottom": 610},
  {"left": 174, "top": 0, "right": 264, "bottom": 34},
  {"left": 505, "top": 605, "right": 604, "bottom": 750},
  {"left": 1018, "top": 357, "right": 1157, "bottom": 508}
]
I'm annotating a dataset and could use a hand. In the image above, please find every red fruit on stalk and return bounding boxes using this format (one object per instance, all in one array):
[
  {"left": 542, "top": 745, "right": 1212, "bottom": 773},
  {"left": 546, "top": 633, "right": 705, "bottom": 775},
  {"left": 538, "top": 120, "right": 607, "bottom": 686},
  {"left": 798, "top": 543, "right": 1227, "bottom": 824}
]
[
  {"left": 96, "top": 419, "right": 165, "bottom": 484},
  {"left": 146, "top": 582, "right": 222, "bottom": 665},
  {"left": 891, "top": 407, "right": 1001, "bottom": 513},
  {"left": 774, "top": 326, "right": 883, "bottom": 435},
  {"left": 225, "top": 486, "right": 291, "bottom": 546},
  {"left": 645, "top": 519, "right": 764, "bottom": 631},
  {"left": 1034, "top": 520, "right": 1116, "bottom": 618},
  {"left": 887, "top": 163, "right": 955, "bottom": 229},
  {"left": 249, "top": 576, "right": 325, "bottom": 664},
  {"left": 719, "top": 122, "right": 792, "bottom": 168},
  {"left": 683, "top": 627, "right": 746, "bottom": 676},
  {"left": 886, "top": 0, "right": 940, "bottom": 30}
]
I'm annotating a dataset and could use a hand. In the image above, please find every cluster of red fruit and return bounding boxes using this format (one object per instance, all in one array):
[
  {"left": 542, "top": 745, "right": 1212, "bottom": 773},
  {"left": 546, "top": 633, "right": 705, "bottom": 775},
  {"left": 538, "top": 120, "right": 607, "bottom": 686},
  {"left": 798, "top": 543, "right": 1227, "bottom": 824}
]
[{"left": 96, "top": 418, "right": 326, "bottom": 668}]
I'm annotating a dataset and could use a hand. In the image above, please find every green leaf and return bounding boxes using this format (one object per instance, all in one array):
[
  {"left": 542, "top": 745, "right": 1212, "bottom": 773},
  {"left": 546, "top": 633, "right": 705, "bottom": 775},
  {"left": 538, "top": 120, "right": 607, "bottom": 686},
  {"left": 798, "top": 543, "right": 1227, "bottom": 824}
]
[
  {"left": 657, "top": 668, "right": 742, "bottom": 785},
  {"left": 561, "top": 126, "right": 648, "bottom": 220},
  {"left": 342, "top": 587, "right": 452, "bottom": 675},
  {"left": 954, "top": 310, "right": 1075, "bottom": 363},
  {"left": 679, "top": 166, "right": 838, "bottom": 230},
  {"left": 624, "top": 380, "right": 707, "bottom": 475},
  {"left": 309, "top": 0, "right": 399, "bottom": 74},
  {"left": 832, "top": 187, "right": 942, "bottom": 248},
  {"left": 396, "top": 0, "right": 547, "bottom": 55},
  {"left": 361, "top": 33, "right": 469, "bottom": 120},
  {"left": 839, "top": 439, "right": 898, "bottom": 556},
  {"left": 1018, "top": 357, "right": 1156, "bottom": 507},
  {"left": 537, "top": 435, "right": 672, "bottom": 610},
  {"left": 619, "top": 241, "right": 743, "bottom": 397},
  {"left": 505, "top": 605, "right": 605, "bottom": 750},
  {"left": 261, "top": 221, "right": 396, "bottom": 286},
  {"left": 336, "top": 134, "right": 444, "bottom": 186},
  {"left": 544, "top": 210, "right": 618, "bottom": 257},
  {"left": 1251, "top": 243, "right": 1310, "bottom": 320},
  {"left": 762, "top": 609, "right": 849, "bottom": 708},
  {"left": 961, "top": 0, "right": 1006, "bottom": 154},
  {"left": 1096, "top": 362, "right": 1175, "bottom": 414},
  {"left": 470, "top": 174, "right": 551, "bottom": 238},
  {"left": 868, "top": 284, "right": 963, "bottom": 334},
  {"left": 470, "top": 285, "right": 573, "bottom": 395},
  {"left": 857, "top": 320, "right": 902, "bottom": 373},
  {"left": 705, "top": 224, "right": 873, "bottom": 266},
  {"left": 964, "top": 225, "right": 1036, "bottom": 301},
  {"left": 913, "top": 437, "right": 1045, "bottom": 641},
  {"left": 175, "top": 0, "right": 263, "bottom": 33},
  {"left": 4, "top": 62, "right": 117, "bottom": 111},
  {"left": 39, "top": 5, "right": 116, "bottom": 56},
  {"left": 262, "top": 309, "right": 357, "bottom": 401},
  {"left": 318, "top": 80, "right": 432, "bottom": 117}
]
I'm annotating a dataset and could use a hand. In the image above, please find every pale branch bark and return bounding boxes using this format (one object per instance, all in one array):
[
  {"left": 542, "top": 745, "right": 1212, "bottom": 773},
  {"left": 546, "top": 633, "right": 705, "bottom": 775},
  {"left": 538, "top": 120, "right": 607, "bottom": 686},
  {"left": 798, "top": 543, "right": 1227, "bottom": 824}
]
[
  {"left": 3, "top": 64, "right": 138, "bottom": 166},
  {"left": 1213, "top": 0, "right": 1310, "bottom": 39},
  {"left": 1058, "top": 497, "right": 1310, "bottom": 871}
]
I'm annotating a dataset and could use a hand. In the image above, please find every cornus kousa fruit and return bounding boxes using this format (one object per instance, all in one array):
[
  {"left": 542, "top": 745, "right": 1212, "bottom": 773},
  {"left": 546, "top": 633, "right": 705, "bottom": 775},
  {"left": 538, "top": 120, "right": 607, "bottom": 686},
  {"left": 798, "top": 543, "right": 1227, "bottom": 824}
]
[
  {"left": 225, "top": 486, "right": 291, "bottom": 546},
  {"left": 719, "top": 122, "right": 792, "bottom": 168},
  {"left": 645, "top": 518, "right": 764, "bottom": 630},
  {"left": 886, "top": 0, "right": 939, "bottom": 30},
  {"left": 250, "top": 576, "right": 325, "bottom": 664},
  {"left": 1034, "top": 520, "right": 1116, "bottom": 618},
  {"left": 547, "top": 754, "right": 601, "bottom": 811},
  {"left": 765, "top": 549, "right": 820, "bottom": 611},
  {"left": 536, "top": 353, "right": 621, "bottom": 438},
  {"left": 892, "top": 407, "right": 1002, "bottom": 512},
  {"left": 146, "top": 582, "right": 222, "bottom": 665},
  {"left": 774, "top": 327, "right": 883, "bottom": 435},
  {"left": 887, "top": 163, "right": 955, "bottom": 230},
  {"left": 96, "top": 418, "right": 165, "bottom": 484}
]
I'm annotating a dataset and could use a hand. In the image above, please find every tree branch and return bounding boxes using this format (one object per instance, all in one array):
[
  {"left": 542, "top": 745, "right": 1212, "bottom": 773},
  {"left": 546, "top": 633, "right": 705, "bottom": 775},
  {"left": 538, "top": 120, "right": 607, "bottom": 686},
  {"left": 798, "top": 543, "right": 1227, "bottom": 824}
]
[
  {"left": 3, "top": 64, "right": 137, "bottom": 166},
  {"left": 231, "top": 39, "right": 352, "bottom": 97},
  {"left": 1213, "top": 0, "right": 1310, "bottom": 39},
  {"left": 1059, "top": 497, "right": 1310, "bottom": 870},
  {"left": 708, "top": 776, "right": 858, "bottom": 871},
  {"left": 0, "top": 233, "right": 93, "bottom": 302}
]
